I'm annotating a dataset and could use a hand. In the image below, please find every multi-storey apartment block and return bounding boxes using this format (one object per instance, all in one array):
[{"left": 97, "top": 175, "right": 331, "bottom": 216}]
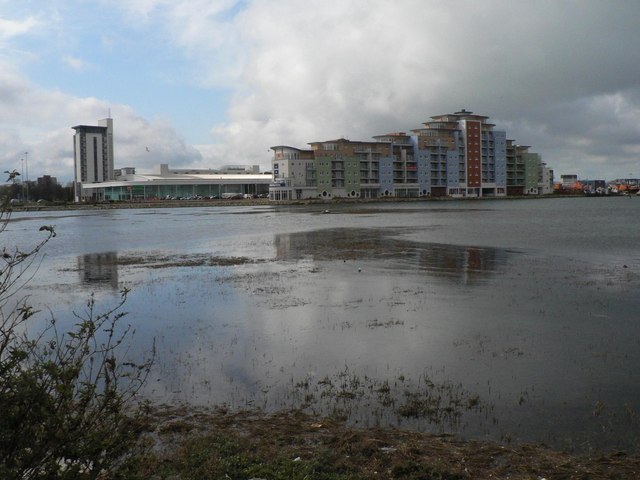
[
  {"left": 410, "top": 109, "right": 507, "bottom": 197},
  {"left": 269, "top": 110, "right": 551, "bottom": 201},
  {"left": 506, "top": 140, "right": 527, "bottom": 195},
  {"left": 270, "top": 146, "right": 317, "bottom": 200}
]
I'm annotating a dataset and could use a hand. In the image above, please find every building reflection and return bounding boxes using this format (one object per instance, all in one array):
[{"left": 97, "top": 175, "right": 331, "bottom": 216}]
[
  {"left": 76, "top": 252, "right": 119, "bottom": 290},
  {"left": 274, "top": 229, "right": 508, "bottom": 284}
]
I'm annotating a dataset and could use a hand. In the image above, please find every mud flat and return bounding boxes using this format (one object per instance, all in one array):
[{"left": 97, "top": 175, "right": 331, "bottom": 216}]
[
  {"left": 10, "top": 193, "right": 563, "bottom": 213},
  {"left": 126, "top": 406, "right": 640, "bottom": 479},
  {"left": 7, "top": 197, "right": 640, "bottom": 457}
]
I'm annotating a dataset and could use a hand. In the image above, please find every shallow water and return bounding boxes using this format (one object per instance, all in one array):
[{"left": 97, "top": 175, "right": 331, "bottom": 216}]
[{"left": 4, "top": 197, "right": 640, "bottom": 452}]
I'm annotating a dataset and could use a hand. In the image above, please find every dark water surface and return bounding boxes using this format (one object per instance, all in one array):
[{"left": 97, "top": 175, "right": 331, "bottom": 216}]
[{"left": 5, "top": 197, "right": 640, "bottom": 452}]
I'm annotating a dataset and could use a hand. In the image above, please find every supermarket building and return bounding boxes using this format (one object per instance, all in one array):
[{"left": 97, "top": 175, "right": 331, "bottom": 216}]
[{"left": 80, "top": 163, "right": 271, "bottom": 201}]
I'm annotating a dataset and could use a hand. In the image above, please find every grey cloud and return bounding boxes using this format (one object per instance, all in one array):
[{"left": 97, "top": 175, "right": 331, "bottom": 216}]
[{"left": 207, "top": 0, "right": 640, "bottom": 178}]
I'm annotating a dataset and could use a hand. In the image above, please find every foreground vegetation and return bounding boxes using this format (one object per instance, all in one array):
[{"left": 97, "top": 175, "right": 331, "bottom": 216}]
[
  {"left": 123, "top": 406, "right": 640, "bottom": 480},
  {"left": 0, "top": 207, "right": 153, "bottom": 479}
]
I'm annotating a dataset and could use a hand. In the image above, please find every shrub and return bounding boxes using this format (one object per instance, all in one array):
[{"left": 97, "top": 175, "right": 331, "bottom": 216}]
[{"left": 0, "top": 207, "right": 153, "bottom": 479}]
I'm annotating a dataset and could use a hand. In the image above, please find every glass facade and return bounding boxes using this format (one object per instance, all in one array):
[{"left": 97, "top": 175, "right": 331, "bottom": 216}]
[{"left": 102, "top": 182, "right": 266, "bottom": 201}]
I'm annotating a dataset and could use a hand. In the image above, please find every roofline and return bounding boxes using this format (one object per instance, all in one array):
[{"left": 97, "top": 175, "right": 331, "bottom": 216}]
[
  {"left": 270, "top": 145, "right": 313, "bottom": 152},
  {"left": 81, "top": 176, "right": 272, "bottom": 189},
  {"left": 307, "top": 139, "right": 382, "bottom": 145}
]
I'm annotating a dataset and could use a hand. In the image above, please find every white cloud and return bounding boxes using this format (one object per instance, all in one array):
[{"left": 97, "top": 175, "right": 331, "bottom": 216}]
[
  {"left": 0, "top": 60, "right": 201, "bottom": 183},
  {"left": 113, "top": 110, "right": 203, "bottom": 171},
  {"left": 0, "top": 15, "right": 40, "bottom": 41},
  {"left": 110, "top": 0, "right": 245, "bottom": 86},
  {"left": 62, "top": 54, "right": 91, "bottom": 72}
]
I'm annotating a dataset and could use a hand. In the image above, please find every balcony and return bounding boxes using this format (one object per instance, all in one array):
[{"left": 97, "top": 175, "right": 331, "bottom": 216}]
[
  {"left": 270, "top": 179, "right": 290, "bottom": 187},
  {"left": 354, "top": 147, "right": 378, "bottom": 153}
]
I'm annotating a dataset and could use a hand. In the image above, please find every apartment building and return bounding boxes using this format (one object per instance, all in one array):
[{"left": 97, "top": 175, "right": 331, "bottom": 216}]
[
  {"left": 506, "top": 141, "right": 527, "bottom": 195},
  {"left": 410, "top": 110, "right": 507, "bottom": 197},
  {"left": 540, "top": 164, "right": 554, "bottom": 195},
  {"left": 270, "top": 146, "right": 317, "bottom": 200},
  {"left": 269, "top": 110, "right": 550, "bottom": 201}
]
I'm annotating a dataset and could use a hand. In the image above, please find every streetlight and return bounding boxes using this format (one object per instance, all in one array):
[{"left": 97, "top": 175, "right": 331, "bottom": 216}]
[
  {"left": 24, "top": 151, "right": 29, "bottom": 203},
  {"left": 21, "top": 157, "right": 25, "bottom": 201}
]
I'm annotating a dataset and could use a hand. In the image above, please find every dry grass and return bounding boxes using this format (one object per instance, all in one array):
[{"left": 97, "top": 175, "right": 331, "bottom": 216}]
[{"left": 123, "top": 406, "right": 640, "bottom": 479}]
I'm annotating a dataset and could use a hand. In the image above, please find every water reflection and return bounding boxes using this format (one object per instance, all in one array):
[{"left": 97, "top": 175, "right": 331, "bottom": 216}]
[
  {"left": 274, "top": 228, "right": 509, "bottom": 284},
  {"left": 76, "top": 252, "right": 119, "bottom": 289}
]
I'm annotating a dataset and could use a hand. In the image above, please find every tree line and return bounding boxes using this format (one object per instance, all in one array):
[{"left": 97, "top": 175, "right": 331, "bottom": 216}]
[{"left": 0, "top": 178, "right": 74, "bottom": 203}]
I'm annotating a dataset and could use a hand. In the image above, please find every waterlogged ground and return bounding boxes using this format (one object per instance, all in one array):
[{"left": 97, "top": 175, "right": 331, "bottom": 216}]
[{"left": 5, "top": 198, "right": 640, "bottom": 452}]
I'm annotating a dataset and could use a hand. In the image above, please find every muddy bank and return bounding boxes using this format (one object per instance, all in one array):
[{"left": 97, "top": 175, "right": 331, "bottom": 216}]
[
  {"left": 10, "top": 194, "right": 563, "bottom": 213},
  {"left": 127, "top": 406, "right": 640, "bottom": 479}
]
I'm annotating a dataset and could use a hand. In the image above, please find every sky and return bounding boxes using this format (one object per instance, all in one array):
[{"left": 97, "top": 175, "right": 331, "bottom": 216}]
[{"left": 1, "top": 0, "right": 640, "bottom": 184}]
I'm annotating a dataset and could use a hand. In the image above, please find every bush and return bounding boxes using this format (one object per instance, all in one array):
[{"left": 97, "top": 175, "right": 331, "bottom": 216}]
[{"left": 0, "top": 207, "right": 153, "bottom": 479}]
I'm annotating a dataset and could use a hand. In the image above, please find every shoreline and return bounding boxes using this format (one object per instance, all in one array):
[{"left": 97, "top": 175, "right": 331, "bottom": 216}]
[{"left": 8, "top": 193, "right": 588, "bottom": 213}]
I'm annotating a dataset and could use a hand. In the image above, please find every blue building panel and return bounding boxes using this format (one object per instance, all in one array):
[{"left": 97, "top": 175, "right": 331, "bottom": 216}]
[
  {"left": 446, "top": 151, "right": 459, "bottom": 187},
  {"left": 379, "top": 156, "right": 394, "bottom": 196}
]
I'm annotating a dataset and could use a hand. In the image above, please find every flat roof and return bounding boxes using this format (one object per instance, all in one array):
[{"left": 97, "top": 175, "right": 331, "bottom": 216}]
[
  {"left": 72, "top": 125, "right": 108, "bottom": 133},
  {"left": 81, "top": 173, "right": 271, "bottom": 189}
]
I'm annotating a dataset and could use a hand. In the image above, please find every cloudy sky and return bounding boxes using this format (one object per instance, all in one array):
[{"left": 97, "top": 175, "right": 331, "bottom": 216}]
[{"left": 1, "top": 0, "right": 640, "bottom": 183}]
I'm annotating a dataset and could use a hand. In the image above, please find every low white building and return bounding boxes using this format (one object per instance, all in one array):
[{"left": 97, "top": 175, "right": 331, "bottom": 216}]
[{"left": 81, "top": 163, "right": 271, "bottom": 201}]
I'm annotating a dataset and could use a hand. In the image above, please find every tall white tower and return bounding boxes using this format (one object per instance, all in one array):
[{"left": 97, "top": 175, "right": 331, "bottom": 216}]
[
  {"left": 72, "top": 117, "right": 114, "bottom": 201},
  {"left": 98, "top": 117, "right": 114, "bottom": 178}
]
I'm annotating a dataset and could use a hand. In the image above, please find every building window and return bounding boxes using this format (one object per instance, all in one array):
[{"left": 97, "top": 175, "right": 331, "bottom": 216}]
[{"left": 93, "top": 137, "right": 98, "bottom": 182}]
